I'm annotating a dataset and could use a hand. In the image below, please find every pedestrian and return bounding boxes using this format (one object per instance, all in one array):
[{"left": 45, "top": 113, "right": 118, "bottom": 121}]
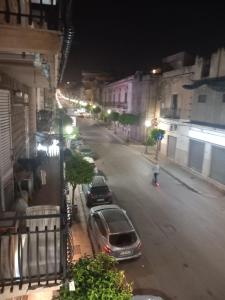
[{"left": 152, "top": 163, "right": 160, "bottom": 184}]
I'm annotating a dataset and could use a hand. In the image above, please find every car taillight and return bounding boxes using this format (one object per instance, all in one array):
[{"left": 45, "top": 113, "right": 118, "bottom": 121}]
[{"left": 103, "top": 244, "right": 112, "bottom": 254}]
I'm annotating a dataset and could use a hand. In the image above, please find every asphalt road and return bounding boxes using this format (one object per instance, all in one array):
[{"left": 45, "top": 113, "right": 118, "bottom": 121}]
[{"left": 78, "top": 118, "right": 225, "bottom": 300}]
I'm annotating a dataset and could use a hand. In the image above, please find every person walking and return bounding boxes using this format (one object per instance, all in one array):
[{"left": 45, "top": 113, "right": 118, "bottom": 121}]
[{"left": 152, "top": 163, "right": 160, "bottom": 185}]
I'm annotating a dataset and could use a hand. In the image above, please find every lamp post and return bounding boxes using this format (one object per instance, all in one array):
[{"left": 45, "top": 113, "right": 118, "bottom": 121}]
[
  {"left": 144, "top": 119, "right": 151, "bottom": 154},
  {"left": 59, "top": 110, "right": 67, "bottom": 280}
]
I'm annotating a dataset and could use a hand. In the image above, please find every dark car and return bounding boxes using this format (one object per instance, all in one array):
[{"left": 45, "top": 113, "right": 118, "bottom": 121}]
[{"left": 82, "top": 176, "right": 112, "bottom": 207}]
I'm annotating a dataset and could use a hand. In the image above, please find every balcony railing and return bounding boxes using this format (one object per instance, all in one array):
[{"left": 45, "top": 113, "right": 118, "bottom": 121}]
[
  {"left": 0, "top": 0, "right": 63, "bottom": 30},
  {"left": 0, "top": 209, "right": 72, "bottom": 293},
  {"left": 160, "top": 108, "right": 181, "bottom": 119},
  {"left": 105, "top": 101, "right": 128, "bottom": 109}
]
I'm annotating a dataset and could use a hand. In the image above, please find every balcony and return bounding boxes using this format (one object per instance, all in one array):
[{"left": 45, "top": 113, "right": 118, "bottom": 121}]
[
  {"left": 0, "top": 0, "right": 62, "bottom": 30},
  {"left": 105, "top": 101, "right": 128, "bottom": 109},
  {"left": 160, "top": 108, "right": 181, "bottom": 119},
  {"left": 0, "top": 206, "right": 72, "bottom": 295}
]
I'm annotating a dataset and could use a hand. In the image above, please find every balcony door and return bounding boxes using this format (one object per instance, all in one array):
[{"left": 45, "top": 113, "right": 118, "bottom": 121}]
[{"left": 171, "top": 94, "right": 178, "bottom": 110}]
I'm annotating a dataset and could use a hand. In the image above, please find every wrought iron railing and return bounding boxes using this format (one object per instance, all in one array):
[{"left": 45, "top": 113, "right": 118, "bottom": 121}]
[
  {"left": 0, "top": 212, "right": 73, "bottom": 293},
  {"left": 104, "top": 101, "right": 128, "bottom": 109},
  {"left": 160, "top": 108, "right": 181, "bottom": 119},
  {"left": 0, "top": 0, "right": 63, "bottom": 30}
]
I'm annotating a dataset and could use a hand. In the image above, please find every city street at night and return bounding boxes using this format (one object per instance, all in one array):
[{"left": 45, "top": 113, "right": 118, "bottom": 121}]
[{"left": 78, "top": 117, "right": 225, "bottom": 300}]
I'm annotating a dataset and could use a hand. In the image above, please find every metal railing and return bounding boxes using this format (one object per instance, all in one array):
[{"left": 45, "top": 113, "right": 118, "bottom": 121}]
[
  {"left": 0, "top": 0, "right": 64, "bottom": 30},
  {"left": 104, "top": 101, "right": 128, "bottom": 109},
  {"left": 0, "top": 212, "right": 72, "bottom": 293},
  {"left": 160, "top": 108, "right": 181, "bottom": 119}
]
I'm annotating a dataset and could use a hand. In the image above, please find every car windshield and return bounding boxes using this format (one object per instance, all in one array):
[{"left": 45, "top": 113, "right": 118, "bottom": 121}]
[
  {"left": 81, "top": 148, "right": 91, "bottom": 153},
  {"left": 91, "top": 186, "right": 109, "bottom": 194},
  {"left": 109, "top": 231, "right": 137, "bottom": 247}
]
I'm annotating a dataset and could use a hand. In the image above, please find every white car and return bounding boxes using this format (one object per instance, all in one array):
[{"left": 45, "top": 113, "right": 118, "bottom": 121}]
[{"left": 83, "top": 156, "right": 98, "bottom": 174}]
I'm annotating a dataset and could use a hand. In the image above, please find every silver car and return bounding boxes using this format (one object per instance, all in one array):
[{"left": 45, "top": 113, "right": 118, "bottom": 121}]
[{"left": 88, "top": 204, "right": 141, "bottom": 261}]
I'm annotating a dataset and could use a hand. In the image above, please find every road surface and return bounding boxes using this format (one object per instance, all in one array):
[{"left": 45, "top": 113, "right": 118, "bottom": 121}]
[{"left": 78, "top": 118, "right": 225, "bottom": 300}]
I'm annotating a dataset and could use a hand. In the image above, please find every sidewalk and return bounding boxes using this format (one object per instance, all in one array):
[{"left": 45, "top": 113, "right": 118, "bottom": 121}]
[
  {"left": 30, "top": 157, "right": 60, "bottom": 206},
  {"left": 30, "top": 157, "right": 93, "bottom": 261},
  {"left": 69, "top": 185, "right": 93, "bottom": 261},
  {"left": 106, "top": 127, "right": 225, "bottom": 199}
]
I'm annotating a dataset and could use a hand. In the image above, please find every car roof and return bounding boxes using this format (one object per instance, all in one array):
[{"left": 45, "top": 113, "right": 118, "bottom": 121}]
[
  {"left": 83, "top": 156, "right": 94, "bottom": 164},
  {"left": 101, "top": 208, "right": 133, "bottom": 234},
  {"left": 89, "top": 204, "right": 133, "bottom": 233},
  {"left": 91, "top": 176, "right": 106, "bottom": 187}
]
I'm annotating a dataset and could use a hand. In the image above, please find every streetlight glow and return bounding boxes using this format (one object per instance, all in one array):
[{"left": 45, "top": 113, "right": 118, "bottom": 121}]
[
  {"left": 65, "top": 125, "right": 73, "bottom": 135},
  {"left": 107, "top": 109, "right": 111, "bottom": 114},
  {"left": 145, "top": 120, "right": 151, "bottom": 128},
  {"left": 93, "top": 105, "right": 96, "bottom": 109}
]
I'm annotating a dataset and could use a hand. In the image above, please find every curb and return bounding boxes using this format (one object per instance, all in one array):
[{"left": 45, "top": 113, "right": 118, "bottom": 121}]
[{"left": 142, "top": 154, "right": 200, "bottom": 194}]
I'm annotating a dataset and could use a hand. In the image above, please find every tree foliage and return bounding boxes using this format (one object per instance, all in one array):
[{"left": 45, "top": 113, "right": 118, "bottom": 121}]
[
  {"left": 93, "top": 106, "right": 101, "bottom": 114},
  {"left": 57, "top": 254, "right": 133, "bottom": 300},
  {"left": 65, "top": 154, "right": 95, "bottom": 203},
  {"left": 118, "top": 113, "right": 139, "bottom": 125},
  {"left": 110, "top": 111, "right": 120, "bottom": 122},
  {"left": 146, "top": 128, "right": 165, "bottom": 146}
]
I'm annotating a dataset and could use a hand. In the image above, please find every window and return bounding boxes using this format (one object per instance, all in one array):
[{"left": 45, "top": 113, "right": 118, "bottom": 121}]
[
  {"left": 222, "top": 94, "right": 225, "bottom": 103},
  {"left": 171, "top": 94, "right": 178, "bottom": 110},
  {"left": 93, "top": 215, "right": 107, "bottom": 237},
  {"left": 198, "top": 95, "right": 207, "bottom": 103},
  {"left": 124, "top": 92, "right": 127, "bottom": 103}
]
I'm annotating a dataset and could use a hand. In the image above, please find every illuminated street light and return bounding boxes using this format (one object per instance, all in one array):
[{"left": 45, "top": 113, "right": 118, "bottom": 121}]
[
  {"left": 144, "top": 120, "right": 151, "bottom": 128},
  {"left": 107, "top": 109, "right": 111, "bottom": 114},
  {"left": 93, "top": 105, "right": 96, "bottom": 109},
  {"left": 65, "top": 125, "right": 73, "bottom": 135}
]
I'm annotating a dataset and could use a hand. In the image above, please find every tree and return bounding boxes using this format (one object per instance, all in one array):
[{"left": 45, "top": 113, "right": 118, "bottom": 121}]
[
  {"left": 65, "top": 154, "right": 95, "bottom": 204},
  {"left": 56, "top": 253, "right": 133, "bottom": 300},
  {"left": 147, "top": 128, "right": 165, "bottom": 160},
  {"left": 54, "top": 109, "right": 73, "bottom": 134},
  {"left": 110, "top": 111, "right": 120, "bottom": 133},
  {"left": 118, "top": 113, "right": 139, "bottom": 142}
]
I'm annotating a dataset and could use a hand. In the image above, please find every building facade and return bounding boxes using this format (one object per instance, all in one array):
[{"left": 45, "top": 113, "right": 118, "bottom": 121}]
[{"left": 0, "top": 1, "right": 73, "bottom": 299}]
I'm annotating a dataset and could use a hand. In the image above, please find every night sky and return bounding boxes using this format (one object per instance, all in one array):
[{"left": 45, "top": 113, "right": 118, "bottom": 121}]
[{"left": 64, "top": 2, "right": 225, "bottom": 81}]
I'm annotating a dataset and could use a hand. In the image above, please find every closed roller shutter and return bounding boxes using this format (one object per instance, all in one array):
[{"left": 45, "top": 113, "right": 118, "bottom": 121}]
[
  {"left": 188, "top": 139, "right": 205, "bottom": 173},
  {"left": 0, "top": 90, "right": 13, "bottom": 210},
  {"left": 210, "top": 146, "right": 225, "bottom": 184},
  {"left": 167, "top": 135, "right": 177, "bottom": 159}
]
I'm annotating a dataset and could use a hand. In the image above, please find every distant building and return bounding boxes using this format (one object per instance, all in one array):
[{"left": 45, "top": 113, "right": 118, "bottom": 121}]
[{"left": 81, "top": 71, "right": 114, "bottom": 104}]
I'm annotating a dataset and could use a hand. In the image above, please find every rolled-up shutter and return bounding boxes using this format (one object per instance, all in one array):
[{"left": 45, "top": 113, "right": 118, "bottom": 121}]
[
  {"left": 0, "top": 89, "right": 13, "bottom": 210},
  {"left": 188, "top": 139, "right": 205, "bottom": 173},
  {"left": 210, "top": 146, "right": 225, "bottom": 184},
  {"left": 167, "top": 135, "right": 177, "bottom": 159}
]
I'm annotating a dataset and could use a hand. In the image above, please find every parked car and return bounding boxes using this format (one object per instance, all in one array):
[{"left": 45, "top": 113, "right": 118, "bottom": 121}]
[
  {"left": 77, "top": 145, "right": 96, "bottom": 159},
  {"left": 70, "top": 138, "right": 83, "bottom": 150},
  {"left": 83, "top": 156, "right": 98, "bottom": 174},
  {"left": 87, "top": 204, "right": 142, "bottom": 261},
  {"left": 82, "top": 175, "right": 112, "bottom": 207}
]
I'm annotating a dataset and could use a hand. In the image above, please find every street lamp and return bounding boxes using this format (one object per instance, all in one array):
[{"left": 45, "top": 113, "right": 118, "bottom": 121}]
[
  {"left": 65, "top": 125, "right": 73, "bottom": 135},
  {"left": 144, "top": 119, "right": 151, "bottom": 153},
  {"left": 107, "top": 109, "right": 111, "bottom": 114}
]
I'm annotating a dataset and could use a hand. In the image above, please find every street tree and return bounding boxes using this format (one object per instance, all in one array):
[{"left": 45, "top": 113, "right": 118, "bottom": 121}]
[
  {"left": 147, "top": 128, "right": 165, "bottom": 160},
  {"left": 110, "top": 111, "right": 120, "bottom": 133},
  {"left": 56, "top": 253, "right": 133, "bottom": 300},
  {"left": 118, "top": 113, "right": 139, "bottom": 142},
  {"left": 65, "top": 154, "right": 95, "bottom": 205}
]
